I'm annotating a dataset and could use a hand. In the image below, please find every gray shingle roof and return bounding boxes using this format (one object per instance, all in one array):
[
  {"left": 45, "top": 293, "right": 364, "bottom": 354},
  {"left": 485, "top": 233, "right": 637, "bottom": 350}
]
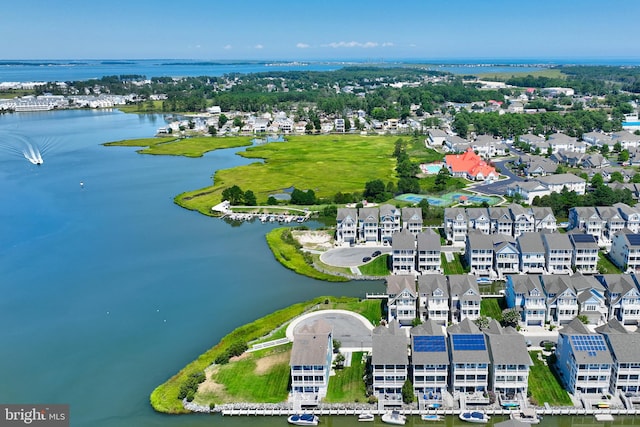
[
  {"left": 392, "top": 229, "right": 415, "bottom": 250},
  {"left": 484, "top": 320, "right": 532, "bottom": 366},
  {"left": 417, "top": 229, "right": 440, "bottom": 250},
  {"left": 290, "top": 319, "right": 332, "bottom": 366},
  {"left": 386, "top": 275, "right": 417, "bottom": 296},
  {"left": 542, "top": 232, "right": 573, "bottom": 251},
  {"left": 359, "top": 207, "right": 379, "bottom": 222},
  {"left": 372, "top": 321, "right": 409, "bottom": 365},
  {"left": 337, "top": 208, "right": 358, "bottom": 221},
  {"left": 418, "top": 274, "right": 448, "bottom": 297},
  {"left": 517, "top": 233, "right": 545, "bottom": 253}
]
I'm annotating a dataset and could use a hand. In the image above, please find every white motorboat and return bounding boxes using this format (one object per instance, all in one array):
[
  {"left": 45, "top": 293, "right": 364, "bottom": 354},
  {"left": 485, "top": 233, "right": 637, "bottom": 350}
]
[
  {"left": 459, "top": 411, "right": 490, "bottom": 423},
  {"left": 287, "top": 413, "right": 319, "bottom": 426},
  {"left": 382, "top": 410, "right": 406, "bottom": 425},
  {"left": 510, "top": 408, "right": 541, "bottom": 424},
  {"left": 421, "top": 414, "right": 443, "bottom": 421},
  {"left": 358, "top": 412, "right": 375, "bottom": 422}
]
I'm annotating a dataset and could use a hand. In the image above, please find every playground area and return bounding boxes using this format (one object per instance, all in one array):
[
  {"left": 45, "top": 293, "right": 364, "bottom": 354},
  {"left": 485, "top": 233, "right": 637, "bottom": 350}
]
[{"left": 396, "top": 191, "right": 500, "bottom": 207}]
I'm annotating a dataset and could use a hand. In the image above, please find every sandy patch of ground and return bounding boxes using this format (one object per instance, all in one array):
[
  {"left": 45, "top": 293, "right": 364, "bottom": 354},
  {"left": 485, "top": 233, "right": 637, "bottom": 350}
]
[
  {"left": 292, "top": 229, "right": 334, "bottom": 251},
  {"left": 255, "top": 351, "right": 290, "bottom": 375},
  {"left": 198, "top": 365, "right": 225, "bottom": 395}
]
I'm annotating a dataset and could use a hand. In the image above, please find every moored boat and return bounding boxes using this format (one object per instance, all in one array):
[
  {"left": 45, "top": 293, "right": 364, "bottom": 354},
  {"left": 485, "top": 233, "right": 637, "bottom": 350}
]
[
  {"left": 381, "top": 410, "right": 406, "bottom": 425},
  {"left": 510, "top": 408, "right": 541, "bottom": 424},
  {"left": 358, "top": 412, "right": 375, "bottom": 422},
  {"left": 421, "top": 414, "right": 443, "bottom": 421},
  {"left": 459, "top": 411, "right": 490, "bottom": 423},
  {"left": 287, "top": 413, "right": 319, "bottom": 426}
]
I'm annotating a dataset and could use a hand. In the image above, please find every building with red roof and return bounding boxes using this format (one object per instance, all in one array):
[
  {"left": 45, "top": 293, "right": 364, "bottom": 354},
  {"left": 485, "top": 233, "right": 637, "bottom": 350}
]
[{"left": 445, "top": 148, "right": 499, "bottom": 182}]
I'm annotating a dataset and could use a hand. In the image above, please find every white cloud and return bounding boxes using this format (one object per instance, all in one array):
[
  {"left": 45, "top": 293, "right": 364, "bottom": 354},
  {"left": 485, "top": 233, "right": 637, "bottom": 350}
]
[
  {"left": 223, "top": 44, "right": 232, "bottom": 50},
  {"left": 382, "top": 42, "right": 394, "bottom": 47},
  {"left": 254, "top": 44, "right": 264, "bottom": 49},
  {"left": 322, "top": 41, "right": 380, "bottom": 49},
  {"left": 296, "top": 43, "right": 310, "bottom": 49}
]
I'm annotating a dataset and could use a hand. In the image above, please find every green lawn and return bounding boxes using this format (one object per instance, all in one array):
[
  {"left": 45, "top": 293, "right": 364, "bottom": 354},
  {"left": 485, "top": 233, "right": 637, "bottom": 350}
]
[
  {"left": 104, "top": 136, "right": 252, "bottom": 157},
  {"left": 598, "top": 252, "right": 623, "bottom": 274},
  {"left": 441, "top": 253, "right": 465, "bottom": 275},
  {"left": 480, "top": 298, "right": 503, "bottom": 319},
  {"left": 325, "top": 352, "right": 368, "bottom": 403},
  {"left": 359, "top": 255, "right": 390, "bottom": 276},
  {"left": 528, "top": 351, "right": 573, "bottom": 406},
  {"left": 175, "top": 134, "right": 400, "bottom": 213}
]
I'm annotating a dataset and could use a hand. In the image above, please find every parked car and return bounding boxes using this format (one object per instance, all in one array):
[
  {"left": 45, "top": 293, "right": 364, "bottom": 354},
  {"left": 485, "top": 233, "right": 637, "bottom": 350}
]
[
  {"left": 540, "top": 340, "right": 556, "bottom": 349},
  {"left": 372, "top": 250, "right": 381, "bottom": 257},
  {"left": 362, "top": 256, "right": 371, "bottom": 263}
]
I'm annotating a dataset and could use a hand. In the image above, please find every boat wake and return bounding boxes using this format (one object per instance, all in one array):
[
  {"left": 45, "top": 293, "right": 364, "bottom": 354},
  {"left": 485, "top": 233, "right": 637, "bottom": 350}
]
[{"left": 0, "top": 133, "right": 55, "bottom": 165}]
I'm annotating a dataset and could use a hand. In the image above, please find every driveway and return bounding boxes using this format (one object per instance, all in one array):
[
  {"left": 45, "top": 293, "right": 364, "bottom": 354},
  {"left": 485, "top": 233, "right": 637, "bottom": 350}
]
[
  {"left": 287, "top": 310, "right": 374, "bottom": 351},
  {"left": 321, "top": 246, "right": 390, "bottom": 267}
]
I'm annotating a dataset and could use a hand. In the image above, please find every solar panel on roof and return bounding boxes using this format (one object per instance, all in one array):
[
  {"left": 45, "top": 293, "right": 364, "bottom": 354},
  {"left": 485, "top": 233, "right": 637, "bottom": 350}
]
[
  {"left": 571, "top": 234, "right": 596, "bottom": 243},
  {"left": 627, "top": 234, "right": 640, "bottom": 246},
  {"left": 452, "top": 334, "right": 486, "bottom": 351},
  {"left": 570, "top": 335, "right": 607, "bottom": 353},
  {"left": 414, "top": 336, "right": 446, "bottom": 352}
]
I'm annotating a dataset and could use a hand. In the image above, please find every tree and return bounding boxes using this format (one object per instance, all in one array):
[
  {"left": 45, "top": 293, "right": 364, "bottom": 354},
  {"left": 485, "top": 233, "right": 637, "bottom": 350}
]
[
  {"left": 218, "top": 113, "right": 228, "bottom": 127},
  {"left": 577, "top": 314, "right": 589, "bottom": 324},
  {"left": 474, "top": 315, "right": 490, "bottom": 330},
  {"left": 243, "top": 190, "right": 257, "bottom": 206},
  {"left": 434, "top": 167, "right": 451, "bottom": 191},
  {"left": 418, "top": 198, "right": 430, "bottom": 218},
  {"left": 632, "top": 174, "right": 640, "bottom": 184},
  {"left": 364, "top": 179, "right": 387, "bottom": 202},
  {"left": 610, "top": 171, "right": 624, "bottom": 183},
  {"left": 221, "top": 185, "right": 244, "bottom": 205},
  {"left": 618, "top": 149, "right": 630, "bottom": 163},
  {"left": 600, "top": 144, "right": 609, "bottom": 155},
  {"left": 402, "top": 379, "right": 415, "bottom": 404},
  {"left": 267, "top": 196, "right": 278, "bottom": 205},
  {"left": 501, "top": 309, "right": 520, "bottom": 328},
  {"left": 397, "top": 177, "right": 420, "bottom": 194},
  {"left": 208, "top": 125, "right": 217, "bottom": 136},
  {"left": 232, "top": 116, "right": 244, "bottom": 128},
  {"left": 590, "top": 172, "right": 604, "bottom": 188}
]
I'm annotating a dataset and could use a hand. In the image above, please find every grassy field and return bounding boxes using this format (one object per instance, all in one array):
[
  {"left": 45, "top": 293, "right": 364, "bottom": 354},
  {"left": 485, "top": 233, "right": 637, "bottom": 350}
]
[
  {"left": 325, "top": 352, "right": 368, "bottom": 403},
  {"left": 359, "top": 255, "right": 390, "bottom": 276},
  {"left": 265, "top": 228, "right": 348, "bottom": 282},
  {"left": 104, "top": 136, "right": 252, "bottom": 157},
  {"left": 528, "top": 351, "right": 573, "bottom": 406},
  {"left": 441, "top": 253, "right": 466, "bottom": 275},
  {"left": 598, "top": 252, "right": 622, "bottom": 274},
  {"left": 116, "top": 100, "right": 165, "bottom": 113},
  {"left": 480, "top": 298, "right": 503, "bottom": 319},
  {"left": 175, "top": 134, "right": 400, "bottom": 213},
  {"left": 475, "top": 68, "right": 566, "bottom": 81}
]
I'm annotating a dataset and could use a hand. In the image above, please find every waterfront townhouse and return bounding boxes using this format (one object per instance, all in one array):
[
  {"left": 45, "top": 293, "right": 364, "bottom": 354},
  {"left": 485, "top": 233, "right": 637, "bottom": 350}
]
[
  {"left": 509, "top": 204, "right": 535, "bottom": 237},
  {"left": 541, "top": 275, "right": 579, "bottom": 324},
  {"left": 505, "top": 275, "right": 547, "bottom": 326},
  {"left": 532, "top": 207, "right": 558, "bottom": 233},
  {"left": 569, "top": 207, "right": 604, "bottom": 244},
  {"left": 444, "top": 207, "right": 468, "bottom": 243},
  {"left": 391, "top": 229, "right": 417, "bottom": 274},
  {"left": 614, "top": 203, "right": 640, "bottom": 234},
  {"left": 572, "top": 274, "right": 608, "bottom": 325},
  {"left": 484, "top": 320, "right": 532, "bottom": 406},
  {"left": 489, "top": 207, "right": 513, "bottom": 236},
  {"left": 447, "top": 319, "right": 490, "bottom": 403},
  {"left": 595, "top": 319, "right": 640, "bottom": 395},
  {"left": 609, "top": 230, "right": 640, "bottom": 273},
  {"left": 379, "top": 204, "right": 401, "bottom": 243},
  {"left": 517, "top": 233, "right": 547, "bottom": 274},
  {"left": 597, "top": 274, "right": 640, "bottom": 325},
  {"left": 336, "top": 208, "right": 358, "bottom": 244},
  {"left": 418, "top": 274, "right": 449, "bottom": 325},
  {"left": 402, "top": 207, "right": 424, "bottom": 237},
  {"left": 416, "top": 230, "right": 442, "bottom": 273},
  {"left": 596, "top": 206, "right": 626, "bottom": 244},
  {"left": 448, "top": 275, "right": 481, "bottom": 323},
  {"left": 466, "top": 231, "right": 495, "bottom": 277},
  {"left": 289, "top": 319, "right": 333, "bottom": 404},
  {"left": 493, "top": 235, "right": 520, "bottom": 279},
  {"left": 542, "top": 232, "right": 573, "bottom": 274},
  {"left": 569, "top": 233, "right": 599, "bottom": 274},
  {"left": 371, "top": 320, "right": 409, "bottom": 406},
  {"left": 358, "top": 207, "right": 380, "bottom": 243},
  {"left": 410, "top": 320, "right": 449, "bottom": 408},
  {"left": 555, "top": 318, "right": 613, "bottom": 394},
  {"left": 386, "top": 275, "right": 418, "bottom": 325},
  {"left": 467, "top": 208, "right": 491, "bottom": 235},
  {"left": 537, "top": 173, "right": 586, "bottom": 195}
]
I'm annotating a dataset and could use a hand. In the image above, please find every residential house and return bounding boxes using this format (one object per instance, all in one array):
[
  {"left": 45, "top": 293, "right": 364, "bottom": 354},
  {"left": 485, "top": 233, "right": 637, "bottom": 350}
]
[
  {"left": 541, "top": 275, "right": 579, "bottom": 324},
  {"left": 489, "top": 207, "right": 513, "bottom": 236},
  {"left": 411, "top": 320, "right": 449, "bottom": 408},
  {"left": 547, "top": 133, "right": 586, "bottom": 153},
  {"left": 581, "top": 153, "right": 610, "bottom": 169},
  {"left": 612, "top": 130, "right": 640, "bottom": 150},
  {"left": 427, "top": 129, "right": 448, "bottom": 147},
  {"left": 597, "top": 274, "right": 640, "bottom": 325},
  {"left": 596, "top": 206, "right": 626, "bottom": 244},
  {"left": 467, "top": 208, "right": 491, "bottom": 235},
  {"left": 516, "top": 233, "right": 547, "bottom": 274},
  {"left": 532, "top": 207, "right": 557, "bottom": 233},
  {"left": 614, "top": 203, "right": 640, "bottom": 234},
  {"left": 542, "top": 232, "right": 573, "bottom": 274},
  {"left": 569, "top": 207, "right": 604, "bottom": 244},
  {"left": 444, "top": 135, "right": 471, "bottom": 153},
  {"left": 386, "top": 275, "right": 418, "bottom": 325},
  {"left": 572, "top": 274, "right": 608, "bottom": 325},
  {"left": 417, "top": 229, "right": 442, "bottom": 273},
  {"left": 595, "top": 318, "right": 640, "bottom": 394},
  {"left": 484, "top": 320, "right": 532, "bottom": 405},
  {"left": 402, "top": 207, "right": 424, "bottom": 236},
  {"left": 506, "top": 181, "right": 550, "bottom": 205},
  {"left": 583, "top": 131, "right": 614, "bottom": 149},
  {"left": 447, "top": 319, "right": 490, "bottom": 402},
  {"left": 418, "top": 274, "right": 449, "bottom": 325},
  {"left": 336, "top": 208, "right": 358, "bottom": 244},
  {"left": 493, "top": 235, "right": 520, "bottom": 279},
  {"left": 505, "top": 275, "right": 546, "bottom": 326},
  {"left": 555, "top": 318, "right": 612, "bottom": 394},
  {"left": 465, "top": 231, "right": 495, "bottom": 277},
  {"left": 380, "top": 204, "right": 401, "bottom": 243},
  {"left": 509, "top": 204, "right": 535, "bottom": 237},
  {"left": 392, "top": 229, "right": 417, "bottom": 274},
  {"left": 536, "top": 173, "right": 586, "bottom": 195},
  {"left": 523, "top": 157, "right": 558, "bottom": 177},
  {"left": 568, "top": 233, "right": 599, "bottom": 274},
  {"left": 359, "top": 207, "right": 380, "bottom": 243},
  {"left": 445, "top": 148, "right": 499, "bottom": 181},
  {"left": 289, "top": 319, "right": 333, "bottom": 404},
  {"left": 609, "top": 230, "right": 640, "bottom": 273},
  {"left": 448, "top": 275, "right": 482, "bottom": 323},
  {"left": 371, "top": 321, "right": 409, "bottom": 405},
  {"left": 444, "top": 207, "right": 468, "bottom": 243},
  {"left": 472, "top": 135, "right": 507, "bottom": 158}
]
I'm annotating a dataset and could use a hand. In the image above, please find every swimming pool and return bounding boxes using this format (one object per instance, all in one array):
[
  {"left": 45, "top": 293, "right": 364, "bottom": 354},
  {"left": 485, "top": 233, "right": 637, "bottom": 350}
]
[{"left": 421, "top": 163, "right": 444, "bottom": 174}]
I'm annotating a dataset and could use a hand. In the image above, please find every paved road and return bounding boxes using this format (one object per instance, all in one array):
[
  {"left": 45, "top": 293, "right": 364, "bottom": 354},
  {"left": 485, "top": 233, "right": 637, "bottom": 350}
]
[
  {"left": 472, "top": 158, "right": 524, "bottom": 196},
  {"left": 288, "top": 310, "right": 374, "bottom": 350},
  {"left": 321, "top": 246, "right": 390, "bottom": 267}
]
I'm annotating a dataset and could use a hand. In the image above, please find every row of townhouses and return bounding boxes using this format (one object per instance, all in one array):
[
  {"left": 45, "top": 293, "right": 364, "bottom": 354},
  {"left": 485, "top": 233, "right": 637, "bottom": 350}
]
[
  {"left": 336, "top": 205, "right": 423, "bottom": 244},
  {"left": 569, "top": 203, "right": 640, "bottom": 246}
]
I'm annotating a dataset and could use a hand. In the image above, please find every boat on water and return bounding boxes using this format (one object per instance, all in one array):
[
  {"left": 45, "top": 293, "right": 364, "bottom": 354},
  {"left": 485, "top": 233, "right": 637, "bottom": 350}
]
[
  {"left": 421, "top": 414, "right": 443, "bottom": 421},
  {"left": 510, "top": 408, "right": 541, "bottom": 424},
  {"left": 287, "top": 414, "right": 320, "bottom": 426},
  {"left": 381, "top": 410, "right": 406, "bottom": 425},
  {"left": 358, "top": 413, "right": 375, "bottom": 422},
  {"left": 459, "top": 411, "right": 490, "bottom": 423}
]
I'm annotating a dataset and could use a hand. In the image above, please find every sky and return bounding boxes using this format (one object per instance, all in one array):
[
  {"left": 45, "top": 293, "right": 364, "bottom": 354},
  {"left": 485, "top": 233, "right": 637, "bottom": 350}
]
[{"left": 1, "top": 0, "right": 638, "bottom": 61}]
